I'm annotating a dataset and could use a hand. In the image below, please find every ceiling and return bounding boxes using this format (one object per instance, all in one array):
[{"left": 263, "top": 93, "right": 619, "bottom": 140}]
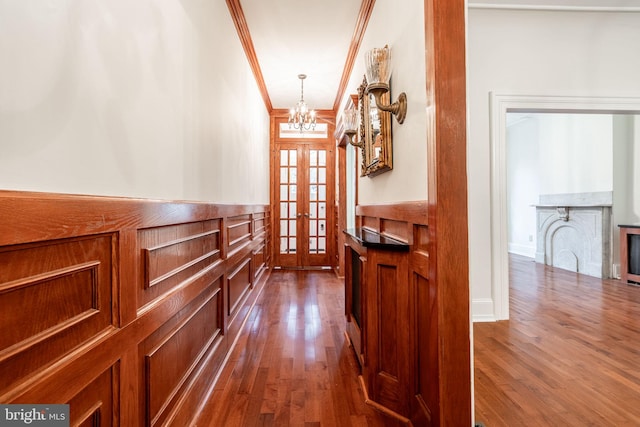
[
  {"left": 229, "top": 0, "right": 640, "bottom": 114},
  {"left": 238, "top": 0, "right": 364, "bottom": 112},
  {"left": 227, "top": 0, "right": 369, "bottom": 113}
]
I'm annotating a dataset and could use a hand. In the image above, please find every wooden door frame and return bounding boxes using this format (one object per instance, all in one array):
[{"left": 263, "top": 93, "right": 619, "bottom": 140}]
[
  {"left": 335, "top": 94, "right": 359, "bottom": 277},
  {"left": 335, "top": 141, "right": 347, "bottom": 277},
  {"left": 270, "top": 111, "right": 336, "bottom": 268},
  {"left": 421, "top": 0, "right": 471, "bottom": 424}
]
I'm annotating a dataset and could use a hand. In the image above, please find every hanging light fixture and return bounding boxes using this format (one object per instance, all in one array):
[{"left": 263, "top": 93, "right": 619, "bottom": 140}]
[{"left": 288, "top": 74, "right": 316, "bottom": 131}]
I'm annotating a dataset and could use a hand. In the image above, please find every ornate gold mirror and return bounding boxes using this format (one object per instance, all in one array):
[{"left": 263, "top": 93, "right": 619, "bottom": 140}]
[{"left": 358, "top": 75, "right": 393, "bottom": 177}]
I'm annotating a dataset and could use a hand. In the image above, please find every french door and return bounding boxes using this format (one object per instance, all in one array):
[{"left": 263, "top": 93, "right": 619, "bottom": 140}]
[{"left": 274, "top": 143, "right": 334, "bottom": 268}]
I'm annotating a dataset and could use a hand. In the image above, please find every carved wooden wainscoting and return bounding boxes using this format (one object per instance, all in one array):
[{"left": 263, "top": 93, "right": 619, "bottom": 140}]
[
  {"left": 0, "top": 191, "right": 270, "bottom": 426},
  {"left": 345, "top": 201, "right": 436, "bottom": 426}
]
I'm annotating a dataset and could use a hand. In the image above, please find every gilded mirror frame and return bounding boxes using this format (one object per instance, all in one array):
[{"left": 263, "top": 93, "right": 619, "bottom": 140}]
[{"left": 357, "top": 75, "right": 393, "bottom": 177}]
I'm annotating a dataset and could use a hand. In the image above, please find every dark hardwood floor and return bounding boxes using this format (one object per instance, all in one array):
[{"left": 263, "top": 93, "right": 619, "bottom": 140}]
[
  {"left": 193, "top": 270, "right": 396, "bottom": 427},
  {"left": 474, "top": 254, "right": 640, "bottom": 426}
]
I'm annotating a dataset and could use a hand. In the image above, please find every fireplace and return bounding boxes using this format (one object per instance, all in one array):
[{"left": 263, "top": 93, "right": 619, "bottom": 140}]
[{"left": 535, "top": 192, "right": 612, "bottom": 278}]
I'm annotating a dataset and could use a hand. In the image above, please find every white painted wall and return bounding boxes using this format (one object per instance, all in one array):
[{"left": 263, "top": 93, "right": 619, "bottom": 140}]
[
  {"left": 338, "top": 0, "right": 428, "bottom": 204},
  {"left": 537, "top": 114, "right": 613, "bottom": 195},
  {"left": 507, "top": 113, "right": 615, "bottom": 259},
  {"left": 612, "top": 115, "right": 640, "bottom": 274},
  {"left": 0, "top": 0, "right": 270, "bottom": 204},
  {"left": 506, "top": 115, "right": 539, "bottom": 258},
  {"left": 468, "top": 7, "right": 640, "bottom": 320},
  {"left": 632, "top": 117, "right": 640, "bottom": 220}
]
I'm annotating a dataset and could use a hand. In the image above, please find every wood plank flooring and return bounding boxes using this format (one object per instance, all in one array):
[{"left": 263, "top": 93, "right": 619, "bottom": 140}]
[
  {"left": 192, "top": 270, "right": 396, "bottom": 427},
  {"left": 474, "top": 254, "right": 640, "bottom": 426},
  {"left": 193, "top": 255, "right": 640, "bottom": 427}
]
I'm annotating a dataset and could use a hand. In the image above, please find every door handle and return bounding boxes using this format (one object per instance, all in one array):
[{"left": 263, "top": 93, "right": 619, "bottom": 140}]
[
  {"left": 297, "top": 213, "right": 302, "bottom": 218},
  {"left": 304, "top": 213, "right": 310, "bottom": 218}
]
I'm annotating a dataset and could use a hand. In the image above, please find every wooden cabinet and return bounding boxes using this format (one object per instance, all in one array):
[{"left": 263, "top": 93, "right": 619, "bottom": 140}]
[
  {"left": 343, "top": 202, "right": 464, "bottom": 427},
  {"left": 344, "top": 227, "right": 411, "bottom": 421},
  {"left": 619, "top": 225, "right": 640, "bottom": 285}
]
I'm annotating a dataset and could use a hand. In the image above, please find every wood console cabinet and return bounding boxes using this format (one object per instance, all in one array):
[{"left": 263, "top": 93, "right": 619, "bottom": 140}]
[
  {"left": 619, "top": 224, "right": 640, "bottom": 285},
  {"left": 344, "top": 227, "right": 412, "bottom": 422}
]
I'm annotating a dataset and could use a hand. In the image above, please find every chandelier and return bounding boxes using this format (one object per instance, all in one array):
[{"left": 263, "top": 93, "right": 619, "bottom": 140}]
[{"left": 288, "top": 74, "right": 316, "bottom": 131}]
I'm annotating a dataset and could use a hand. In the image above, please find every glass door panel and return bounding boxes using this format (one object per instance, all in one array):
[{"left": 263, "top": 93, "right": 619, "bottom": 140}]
[
  {"left": 279, "top": 149, "right": 298, "bottom": 256},
  {"left": 308, "top": 149, "right": 327, "bottom": 255},
  {"left": 273, "top": 144, "right": 334, "bottom": 267}
]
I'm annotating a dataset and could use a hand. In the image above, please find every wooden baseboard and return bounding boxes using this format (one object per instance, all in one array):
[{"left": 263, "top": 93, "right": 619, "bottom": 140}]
[{"left": 358, "top": 375, "right": 413, "bottom": 426}]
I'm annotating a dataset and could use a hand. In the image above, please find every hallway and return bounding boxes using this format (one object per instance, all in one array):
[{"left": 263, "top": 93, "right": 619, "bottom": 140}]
[{"left": 194, "top": 270, "right": 393, "bottom": 426}]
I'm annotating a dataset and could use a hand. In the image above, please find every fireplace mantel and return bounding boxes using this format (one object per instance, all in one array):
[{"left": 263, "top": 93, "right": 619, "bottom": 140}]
[{"left": 535, "top": 192, "right": 612, "bottom": 278}]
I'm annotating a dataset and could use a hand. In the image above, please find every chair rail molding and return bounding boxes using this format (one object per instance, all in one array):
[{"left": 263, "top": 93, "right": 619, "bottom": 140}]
[{"left": 468, "top": 2, "right": 640, "bottom": 12}]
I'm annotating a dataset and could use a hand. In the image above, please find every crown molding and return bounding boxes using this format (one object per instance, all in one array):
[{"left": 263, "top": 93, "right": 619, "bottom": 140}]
[
  {"left": 468, "top": 3, "right": 640, "bottom": 12},
  {"left": 226, "top": 0, "right": 273, "bottom": 112},
  {"left": 332, "top": 0, "right": 376, "bottom": 112}
]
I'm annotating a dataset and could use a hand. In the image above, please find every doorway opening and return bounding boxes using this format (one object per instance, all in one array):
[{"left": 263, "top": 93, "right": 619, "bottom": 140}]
[
  {"left": 271, "top": 117, "right": 336, "bottom": 269},
  {"left": 489, "top": 93, "right": 640, "bottom": 320}
]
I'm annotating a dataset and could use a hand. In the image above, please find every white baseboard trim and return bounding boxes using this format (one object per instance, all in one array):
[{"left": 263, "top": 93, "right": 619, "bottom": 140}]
[
  {"left": 508, "top": 243, "right": 535, "bottom": 258},
  {"left": 472, "top": 298, "right": 497, "bottom": 322},
  {"left": 612, "top": 263, "right": 621, "bottom": 279}
]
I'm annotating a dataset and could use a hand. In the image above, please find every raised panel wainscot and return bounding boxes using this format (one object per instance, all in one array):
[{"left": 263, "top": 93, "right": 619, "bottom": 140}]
[{"left": 0, "top": 190, "right": 270, "bottom": 426}]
